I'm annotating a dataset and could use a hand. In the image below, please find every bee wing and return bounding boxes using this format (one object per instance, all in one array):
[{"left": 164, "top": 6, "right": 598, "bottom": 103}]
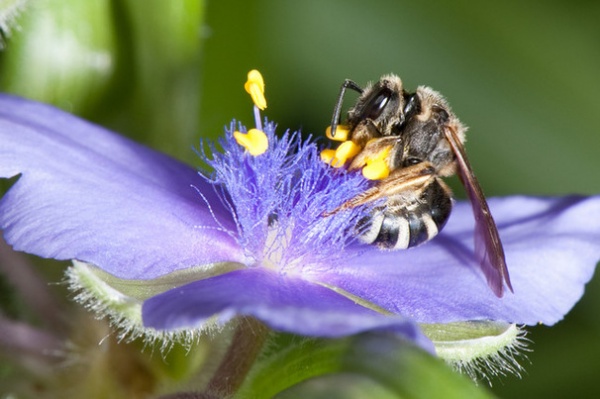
[{"left": 444, "top": 126, "right": 513, "bottom": 297}]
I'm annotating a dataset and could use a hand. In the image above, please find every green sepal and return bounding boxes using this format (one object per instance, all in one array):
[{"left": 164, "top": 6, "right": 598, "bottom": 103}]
[
  {"left": 71, "top": 260, "right": 245, "bottom": 301},
  {"left": 421, "top": 321, "right": 526, "bottom": 380},
  {"left": 66, "top": 260, "right": 244, "bottom": 342},
  {"left": 421, "top": 321, "right": 520, "bottom": 362}
]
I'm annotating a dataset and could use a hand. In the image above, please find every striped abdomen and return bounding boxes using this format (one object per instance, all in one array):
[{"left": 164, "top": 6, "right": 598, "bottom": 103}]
[{"left": 359, "top": 178, "right": 452, "bottom": 249}]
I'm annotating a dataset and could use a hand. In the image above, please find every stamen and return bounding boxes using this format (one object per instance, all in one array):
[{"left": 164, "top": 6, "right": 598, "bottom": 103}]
[
  {"left": 244, "top": 70, "right": 267, "bottom": 111},
  {"left": 320, "top": 148, "right": 343, "bottom": 168},
  {"left": 333, "top": 140, "right": 361, "bottom": 166},
  {"left": 326, "top": 125, "right": 350, "bottom": 141},
  {"left": 362, "top": 146, "right": 391, "bottom": 180},
  {"left": 234, "top": 129, "right": 269, "bottom": 156},
  {"left": 362, "top": 159, "right": 390, "bottom": 180}
]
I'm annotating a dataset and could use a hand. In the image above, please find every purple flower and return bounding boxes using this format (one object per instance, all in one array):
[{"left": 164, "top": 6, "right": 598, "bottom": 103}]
[{"left": 1, "top": 85, "right": 599, "bottom": 362}]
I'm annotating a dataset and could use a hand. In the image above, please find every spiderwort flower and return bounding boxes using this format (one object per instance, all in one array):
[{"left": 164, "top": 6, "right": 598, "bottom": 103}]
[{"left": 1, "top": 70, "right": 599, "bottom": 376}]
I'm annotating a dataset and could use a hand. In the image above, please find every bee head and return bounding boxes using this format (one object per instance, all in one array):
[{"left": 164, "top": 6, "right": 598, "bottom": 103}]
[{"left": 348, "top": 75, "right": 406, "bottom": 139}]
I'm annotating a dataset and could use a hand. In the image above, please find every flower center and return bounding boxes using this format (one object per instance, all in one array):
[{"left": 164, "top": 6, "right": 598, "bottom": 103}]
[
  {"left": 203, "top": 70, "right": 373, "bottom": 275},
  {"left": 261, "top": 219, "right": 296, "bottom": 272}
]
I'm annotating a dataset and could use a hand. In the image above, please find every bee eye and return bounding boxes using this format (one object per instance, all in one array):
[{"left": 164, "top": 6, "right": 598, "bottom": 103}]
[
  {"left": 403, "top": 94, "right": 421, "bottom": 118},
  {"left": 404, "top": 157, "right": 422, "bottom": 166},
  {"left": 363, "top": 88, "right": 392, "bottom": 120}
]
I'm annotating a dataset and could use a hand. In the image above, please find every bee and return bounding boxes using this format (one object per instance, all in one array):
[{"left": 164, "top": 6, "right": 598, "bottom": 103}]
[{"left": 326, "top": 75, "right": 512, "bottom": 297}]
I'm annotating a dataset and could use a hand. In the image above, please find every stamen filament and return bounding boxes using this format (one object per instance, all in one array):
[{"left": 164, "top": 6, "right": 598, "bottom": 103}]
[{"left": 253, "top": 105, "right": 263, "bottom": 132}]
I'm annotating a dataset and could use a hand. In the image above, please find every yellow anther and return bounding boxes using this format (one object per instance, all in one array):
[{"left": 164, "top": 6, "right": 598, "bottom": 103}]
[
  {"left": 362, "top": 146, "right": 391, "bottom": 180},
  {"left": 244, "top": 69, "right": 267, "bottom": 110},
  {"left": 320, "top": 148, "right": 336, "bottom": 163},
  {"left": 334, "top": 140, "right": 362, "bottom": 165},
  {"left": 362, "top": 159, "right": 390, "bottom": 180},
  {"left": 320, "top": 148, "right": 343, "bottom": 168},
  {"left": 234, "top": 128, "right": 269, "bottom": 156},
  {"left": 325, "top": 125, "right": 350, "bottom": 141}
]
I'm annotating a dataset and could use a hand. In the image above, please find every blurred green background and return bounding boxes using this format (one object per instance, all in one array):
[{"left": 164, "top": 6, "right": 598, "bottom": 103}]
[{"left": 0, "top": 0, "right": 599, "bottom": 397}]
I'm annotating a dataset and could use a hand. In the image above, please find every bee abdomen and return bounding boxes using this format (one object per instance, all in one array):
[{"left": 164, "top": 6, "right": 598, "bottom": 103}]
[{"left": 359, "top": 179, "right": 452, "bottom": 250}]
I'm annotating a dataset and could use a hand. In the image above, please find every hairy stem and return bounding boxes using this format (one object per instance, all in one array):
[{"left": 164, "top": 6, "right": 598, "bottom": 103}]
[{"left": 203, "top": 317, "right": 269, "bottom": 398}]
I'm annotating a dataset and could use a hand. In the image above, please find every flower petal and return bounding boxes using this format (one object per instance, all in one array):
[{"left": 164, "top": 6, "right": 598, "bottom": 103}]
[
  {"left": 311, "top": 196, "right": 600, "bottom": 326},
  {"left": 0, "top": 94, "right": 242, "bottom": 279},
  {"left": 142, "top": 267, "right": 434, "bottom": 351}
]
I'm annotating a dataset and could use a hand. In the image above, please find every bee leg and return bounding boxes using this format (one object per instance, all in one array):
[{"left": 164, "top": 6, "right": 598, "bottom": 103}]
[{"left": 326, "top": 162, "right": 436, "bottom": 215}]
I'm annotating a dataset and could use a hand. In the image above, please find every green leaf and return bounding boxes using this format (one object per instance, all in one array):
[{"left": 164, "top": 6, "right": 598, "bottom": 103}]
[
  {"left": 97, "top": 0, "right": 205, "bottom": 161},
  {"left": 0, "top": 0, "right": 205, "bottom": 162},
  {"left": 0, "top": 0, "right": 116, "bottom": 113},
  {"left": 236, "top": 332, "right": 495, "bottom": 399}
]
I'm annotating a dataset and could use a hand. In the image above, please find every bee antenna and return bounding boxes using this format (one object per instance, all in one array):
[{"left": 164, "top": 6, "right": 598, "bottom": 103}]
[{"left": 331, "top": 79, "right": 363, "bottom": 138}]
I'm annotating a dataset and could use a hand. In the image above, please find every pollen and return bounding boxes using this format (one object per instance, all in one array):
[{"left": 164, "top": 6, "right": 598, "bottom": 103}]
[
  {"left": 244, "top": 69, "right": 267, "bottom": 110},
  {"left": 320, "top": 148, "right": 350, "bottom": 168},
  {"left": 362, "top": 146, "right": 391, "bottom": 180},
  {"left": 234, "top": 128, "right": 269, "bottom": 156},
  {"left": 326, "top": 125, "right": 350, "bottom": 141},
  {"left": 333, "top": 140, "right": 362, "bottom": 166},
  {"left": 320, "top": 148, "right": 341, "bottom": 167}
]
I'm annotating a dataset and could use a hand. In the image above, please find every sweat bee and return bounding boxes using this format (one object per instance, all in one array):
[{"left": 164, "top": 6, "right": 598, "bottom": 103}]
[{"left": 324, "top": 75, "right": 512, "bottom": 297}]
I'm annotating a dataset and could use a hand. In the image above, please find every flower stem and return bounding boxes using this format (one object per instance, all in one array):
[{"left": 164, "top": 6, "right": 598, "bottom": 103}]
[{"left": 203, "top": 317, "right": 269, "bottom": 397}]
